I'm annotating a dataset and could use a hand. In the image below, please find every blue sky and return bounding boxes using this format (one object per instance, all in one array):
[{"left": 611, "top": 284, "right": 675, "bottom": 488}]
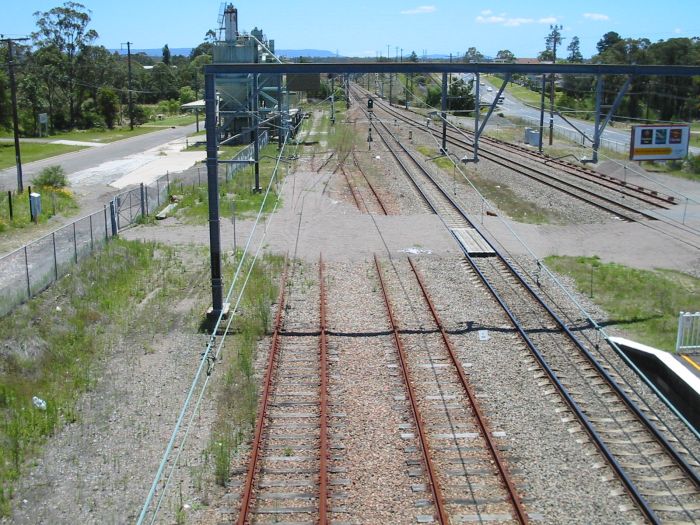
[{"left": 2, "top": 1, "right": 699, "bottom": 58}]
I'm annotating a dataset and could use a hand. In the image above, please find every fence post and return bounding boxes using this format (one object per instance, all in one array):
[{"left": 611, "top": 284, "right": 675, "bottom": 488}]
[
  {"left": 166, "top": 171, "right": 170, "bottom": 194},
  {"left": 52, "top": 232, "right": 58, "bottom": 280},
  {"left": 7, "top": 191, "right": 12, "bottom": 221},
  {"left": 73, "top": 222, "right": 78, "bottom": 263},
  {"left": 129, "top": 191, "right": 133, "bottom": 223},
  {"left": 104, "top": 205, "right": 108, "bottom": 241},
  {"left": 89, "top": 214, "right": 94, "bottom": 252},
  {"left": 110, "top": 200, "right": 118, "bottom": 237},
  {"left": 157, "top": 179, "right": 161, "bottom": 207},
  {"left": 24, "top": 245, "right": 30, "bottom": 299},
  {"left": 140, "top": 183, "right": 146, "bottom": 219},
  {"left": 145, "top": 185, "right": 149, "bottom": 216}
]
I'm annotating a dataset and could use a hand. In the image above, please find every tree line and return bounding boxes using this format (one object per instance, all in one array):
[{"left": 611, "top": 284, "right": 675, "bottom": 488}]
[{"left": 0, "top": 2, "right": 213, "bottom": 136}]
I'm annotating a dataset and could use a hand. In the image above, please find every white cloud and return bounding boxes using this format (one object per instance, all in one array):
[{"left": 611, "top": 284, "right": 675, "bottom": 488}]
[
  {"left": 401, "top": 5, "right": 436, "bottom": 15},
  {"left": 583, "top": 12, "right": 609, "bottom": 21},
  {"left": 480, "top": 9, "right": 492, "bottom": 15},
  {"left": 476, "top": 14, "right": 558, "bottom": 27}
]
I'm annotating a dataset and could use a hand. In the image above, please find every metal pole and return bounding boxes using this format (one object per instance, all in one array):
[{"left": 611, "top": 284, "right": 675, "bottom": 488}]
[
  {"left": 474, "top": 73, "right": 480, "bottom": 161},
  {"left": 593, "top": 75, "right": 604, "bottom": 163},
  {"left": 330, "top": 75, "right": 335, "bottom": 124},
  {"left": 156, "top": 179, "right": 160, "bottom": 207},
  {"left": 24, "top": 245, "right": 30, "bottom": 299},
  {"left": 253, "top": 73, "right": 261, "bottom": 192},
  {"left": 7, "top": 191, "right": 13, "bottom": 221},
  {"left": 140, "top": 183, "right": 146, "bottom": 218},
  {"left": 2, "top": 37, "right": 28, "bottom": 193},
  {"left": 389, "top": 74, "right": 393, "bottom": 105},
  {"left": 73, "top": 222, "right": 78, "bottom": 263},
  {"left": 104, "top": 204, "right": 108, "bottom": 240},
  {"left": 109, "top": 200, "right": 118, "bottom": 237},
  {"left": 441, "top": 72, "right": 448, "bottom": 153},
  {"left": 277, "top": 74, "right": 283, "bottom": 149},
  {"left": 539, "top": 74, "right": 546, "bottom": 153},
  {"left": 676, "top": 312, "right": 684, "bottom": 353},
  {"left": 89, "top": 214, "right": 94, "bottom": 252},
  {"left": 205, "top": 70, "right": 224, "bottom": 315},
  {"left": 126, "top": 41, "right": 134, "bottom": 131},
  {"left": 52, "top": 232, "right": 58, "bottom": 280}
]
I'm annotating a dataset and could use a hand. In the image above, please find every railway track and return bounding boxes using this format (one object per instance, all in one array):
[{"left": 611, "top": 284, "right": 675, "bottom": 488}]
[
  {"left": 235, "top": 257, "right": 332, "bottom": 524},
  {"left": 374, "top": 254, "right": 531, "bottom": 523},
  {"left": 357, "top": 86, "right": 677, "bottom": 222},
  {"left": 354, "top": 95, "right": 700, "bottom": 523}
]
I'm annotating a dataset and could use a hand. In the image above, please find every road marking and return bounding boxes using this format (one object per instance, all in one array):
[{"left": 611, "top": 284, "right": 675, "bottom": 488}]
[{"left": 681, "top": 354, "right": 700, "bottom": 372}]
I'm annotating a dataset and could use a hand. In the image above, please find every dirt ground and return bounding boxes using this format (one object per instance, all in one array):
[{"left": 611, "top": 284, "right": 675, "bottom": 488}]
[{"left": 3, "top": 104, "right": 699, "bottom": 523}]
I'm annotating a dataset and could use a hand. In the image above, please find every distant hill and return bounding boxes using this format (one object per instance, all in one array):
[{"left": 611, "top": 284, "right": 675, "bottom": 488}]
[
  {"left": 277, "top": 49, "right": 338, "bottom": 58},
  {"left": 112, "top": 48, "right": 339, "bottom": 58}
]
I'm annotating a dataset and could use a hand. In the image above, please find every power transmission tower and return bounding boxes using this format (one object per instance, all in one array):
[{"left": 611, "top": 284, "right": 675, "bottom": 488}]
[{"left": 1, "top": 35, "right": 30, "bottom": 193}]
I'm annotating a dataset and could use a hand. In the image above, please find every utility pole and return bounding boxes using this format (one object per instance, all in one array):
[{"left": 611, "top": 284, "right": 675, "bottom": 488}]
[
  {"left": 123, "top": 41, "right": 134, "bottom": 130},
  {"left": 2, "top": 36, "right": 29, "bottom": 193},
  {"left": 548, "top": 25, "right": 563, "bottom": 145}
]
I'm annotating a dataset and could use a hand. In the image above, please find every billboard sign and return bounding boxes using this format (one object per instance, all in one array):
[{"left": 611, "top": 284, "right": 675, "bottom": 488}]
[{"left": 629, "top": 124, "right": 690, "bottom": 161}]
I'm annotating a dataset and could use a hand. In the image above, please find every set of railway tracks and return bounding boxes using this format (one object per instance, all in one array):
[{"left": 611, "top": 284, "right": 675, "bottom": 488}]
[{"left": 346, "top": 89, "right": 699, "bottom": 523}]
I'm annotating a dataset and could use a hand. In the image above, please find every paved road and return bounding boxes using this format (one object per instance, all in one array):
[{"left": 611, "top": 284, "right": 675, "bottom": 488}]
[
  {"left": 0, "top": 124, "right": 197, "bottom": 192},
  {"left": 466, "top": 75, "right": 700, "bottom": 156}
]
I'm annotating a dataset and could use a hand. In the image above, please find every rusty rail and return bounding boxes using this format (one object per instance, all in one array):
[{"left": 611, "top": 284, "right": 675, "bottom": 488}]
[
  {"left": 407, "top": 257, "right": 529, "bottom": 524},
  {"left": 318, "top": 255, "right": 330, "bottom": 523},
  {"left": 340, "top": 165, "right": 362, "bottom": 211},
  {"left": 352, "top": 151, "right": 388, "bottom": 215},
  {"left": 237, "top": 261, "right": 289, "bottom": 525},
  {"left": 374, "top": 254, "right": 449, "bottom": 524}
]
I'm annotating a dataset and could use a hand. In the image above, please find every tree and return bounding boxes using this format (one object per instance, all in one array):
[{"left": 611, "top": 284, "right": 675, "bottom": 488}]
[
  {"left": 567, "top": 36, "right": 583, "bottom": 63},
  {"left": 495, "top": 50, "right": 515, "bottom": 62},
  {"left": 596, "top": 31, "right": 623, "bottom": 54},
  {"left": 408, "top": 51, "right": 419, "bottom": 62},
  {"left": 464, "top": 47, "right": 484, "bottom": 62},
  {"left": 97, "top": 87, "right": 119, "bottom": 128},
  {"left": 545, "top": 25, "right": 564, "bottom": 62},
  {"left": 162, "top": 44, "right": 171, "bottom": 65},
  {"left": 179, "top": 86, "right": 196, "bottom": 106},
  {"left": 32, "top": 2, "right": 99, "bottom": 127},
  {"left": 447, "top": 78, "right": 475, "bottom": 111}
]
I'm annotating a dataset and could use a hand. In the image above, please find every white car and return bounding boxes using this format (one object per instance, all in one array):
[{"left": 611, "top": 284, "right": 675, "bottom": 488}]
[{"left": 487, "top": 86, "right": 493, "bottom": 92}]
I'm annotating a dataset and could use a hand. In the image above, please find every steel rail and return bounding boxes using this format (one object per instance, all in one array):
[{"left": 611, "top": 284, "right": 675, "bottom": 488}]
[
  {"left": 407, "top": 257, "right": 530, "bottom": 525},
  {"left": 318, "top": 255, "right": 330, "bottom": 524},
  {"left": 370, "top": 97, "right": 656, "bottom": 222},
  {"left": 362, "top": 107, "right": 665, "bottom": 524},
  {"left": 351, "top": 150, "right": 389, "bottom": 215},
  {"left": 370, "top": 96, "right": 700, "bottom": 486},
  {"left": 478, "top": 135, "right": 675, "bottom": 208},
  {"left": 237, "top": 260, "right": 289, "bottom": 525},
  {"left": 374, "top": 255, "right": 450, "bottom": 525},
  {"left": 340, "top": 165, "right": 363, "bottom": 210}
]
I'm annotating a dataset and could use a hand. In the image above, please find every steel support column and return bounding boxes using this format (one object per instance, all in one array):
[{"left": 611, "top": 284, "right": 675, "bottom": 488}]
[
  {"left": 277, "top": 74, "right": 283, "bottom": 149},
  {"left": 473, "top": 73, "right": 480, "bottom": 161},
  {"left": 592, "top": 76, "right": 604, "bottom": 164},
  {"left": 441, "top": 72, "right": 447, "bottom": 153},
  {"left": 253, "top": 73, "right": 261, "bottom": 192},
  {"left": 205, "top": 71, "right": 224, "bottom": 316},
  {"left": 539, "top": 74, "right": 546, "bottom": 153},
  {"left": 475, "top": 73, "right": 511, "bottom": 160}
]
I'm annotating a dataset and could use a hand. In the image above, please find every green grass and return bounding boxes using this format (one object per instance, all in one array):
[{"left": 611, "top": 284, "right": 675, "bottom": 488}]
[
  {"left": 545, "top": 255, "right": 700, "bottom": 352},
  {"left": 176, "top": 145, "right": 284, "bottom": 223},
  {"left": 0, "top": 239, "right": 202, "bottom": 516},
  {"left": 142, "top": 114, "right": 197, "bottom": 128},
  {"left": 207, "top": 253, "right": 284, "bottom": 487},
  {"left": 0, "top": 187, "right": 78, "bottom": 233},
  {"left": 0, "top": 142, "right": 86, "bottom": 170},
  {"left": 500, "top": 81, "right": 544, "bottom": 107},
  {"left": 417, "top": 145, "right": 560, "bottom": 224}
]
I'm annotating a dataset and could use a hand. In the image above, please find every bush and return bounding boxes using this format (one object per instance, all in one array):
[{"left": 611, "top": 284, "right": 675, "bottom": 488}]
[
  {"left": 32, "top": 166, "right": 68, "bottom": 188},
  {"left": 684, "top": 154, "right": 700, "bottom": 175}
]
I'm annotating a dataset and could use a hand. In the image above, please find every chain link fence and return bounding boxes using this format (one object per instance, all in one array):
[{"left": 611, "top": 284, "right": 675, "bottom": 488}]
[
  {"left": 0, "top": 132, "right": 269, "bottom": 318},
  {"left": 518, "top": 114, "right": 628, "bottom": 154}
]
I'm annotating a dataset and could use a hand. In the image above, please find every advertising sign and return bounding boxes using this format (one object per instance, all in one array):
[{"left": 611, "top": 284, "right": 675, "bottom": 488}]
[{"left": 629, "top": 124, "right": 690, "bottom": 161}]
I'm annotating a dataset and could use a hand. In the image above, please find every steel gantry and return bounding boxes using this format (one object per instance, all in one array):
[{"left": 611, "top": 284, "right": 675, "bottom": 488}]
[{"left": 203, "top": 61, "right": 700, "bottom": 317}]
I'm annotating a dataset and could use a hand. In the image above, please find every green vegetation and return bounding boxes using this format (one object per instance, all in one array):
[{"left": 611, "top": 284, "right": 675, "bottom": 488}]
[
  {"left": 0, "top": 142, "right": 85, "bottom": 170},
  {"left": 417, "top": 145, "right": 560, "bottom": 224},
  {"left": 0, "top": 239, "right": 201, "bottom": 516},
  {"left": 0, "top": 183, "right": 78, "bottom": 234},
  {"left": 545, "top": 255, "right": 700, "bottom": 351},
  {"left": 31, "top": 166, "right": 68, "bottom": 188},
  {"left": 176, "top": 145, "right": 284, "bottom": 223},
  {"left": 501, "top": 82, "right": 543, "bottom": 107},
  {"left": 207, "top": 253, "right": 284, "bottom": 486}
]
